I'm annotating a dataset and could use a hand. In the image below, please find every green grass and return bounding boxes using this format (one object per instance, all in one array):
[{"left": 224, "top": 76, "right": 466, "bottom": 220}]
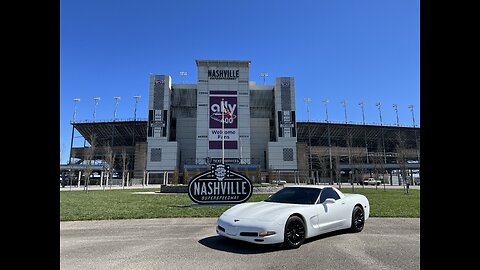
[
  {"left": 60, "top": 188, "right": 419, "bottom": 221},
  {"left": 340, "top": 187, "right": 420, "bottom": 218}
]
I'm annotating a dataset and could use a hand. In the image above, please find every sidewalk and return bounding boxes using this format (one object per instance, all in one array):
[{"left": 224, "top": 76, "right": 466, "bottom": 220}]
[
  {"left": 60, "top": 183, "right": 419, "bottom": 191},
  {"left": 59, "top": 184, "right": 162, "bottom": 191}
]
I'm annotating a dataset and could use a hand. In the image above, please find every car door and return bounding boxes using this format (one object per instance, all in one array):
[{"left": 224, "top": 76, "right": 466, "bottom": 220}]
[{"left": 316, "top": 188, "right": 348, "bottom": 232}]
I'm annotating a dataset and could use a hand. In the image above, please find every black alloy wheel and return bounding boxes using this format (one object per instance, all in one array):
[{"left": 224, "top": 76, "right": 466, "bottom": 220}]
[
  {"left": 284, "top": 216, "right": 306, "bottom": 249},
  {"left": 350, "top": 205, "right": 365, "bottom": 232}
]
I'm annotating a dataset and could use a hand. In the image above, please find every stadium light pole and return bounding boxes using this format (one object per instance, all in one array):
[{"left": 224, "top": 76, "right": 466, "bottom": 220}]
[
  {"left": 179, "top": 71, "right": 188, "bottom": 84},
  {"left": 358, "top": 101, "right": 365, "bottom": 125},
  {"left": 73, "top": 98, "right": 80, "bottom": 122},
  {"left": 113, "top": 96, "right": 121, "bottom": 121},
  {"left": 133, "top": 96, "right": 141, "bottom": 121},
  {"left": 131, "top": 96, "right": 142, "bottom": 174},
  {"left": 323, "top": 98, "right": 333, "bottom": 185},
  {"left": 111, "top": 96, "right": 121, "bottom": 156},
  {"left": 260, "top": 73, "right": 268, "bottom": 85},
  {"left": 408, "top": 105, "right": 416, "bottom": 128},
  {"left": 341, "top": 99, "right": 352, "bottom": 187},
  {"left": 409, "top": 105, "right": 420, "bottom": 172},
  {"left": 304, "top": 97, "right": 313, "bottom": 183},
  {"left": 93, "top": 97, "right": 100, "bottom": 122},
  {"left": 393, "top": 104, "right": 399, "bottom": 126},
  {"left": 69, "top": 98, "right": 81, "bottom": 166},
  {"left": 376, "top": 102, "right": 387, "bottom": 164},
  {"left": 359, "top": 101, "right": 369, "bottom": 164},
  {"left": 341, "top": 99, "right": 348, "bottom": 124},
  {"left": 376, "top": 102, "right": 383, "bottom": 126}
]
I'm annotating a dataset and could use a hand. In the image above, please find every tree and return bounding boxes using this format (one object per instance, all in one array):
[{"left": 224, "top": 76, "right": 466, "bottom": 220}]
[
  {"left": 83, "top": 134, "right": 97, "bottom": 192},
  {"left": 104, "top": 142, "right": 116, "bottom": 190},
  {"left": 396, "top": 131, "right": 409, "bottom": 194},
  {"left": 121, "top": 147, "right": 130, "bottom": 188}
]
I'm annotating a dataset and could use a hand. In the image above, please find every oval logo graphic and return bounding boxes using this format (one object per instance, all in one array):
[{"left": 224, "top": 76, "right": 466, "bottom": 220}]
[{"left": 188, "top": 164, "right": 253, "bottom": 204}]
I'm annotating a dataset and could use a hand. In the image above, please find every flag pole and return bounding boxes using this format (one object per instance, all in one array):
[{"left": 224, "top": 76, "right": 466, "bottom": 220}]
[{"left": 222, "top": 98, "right": 225, "bottom": 164}]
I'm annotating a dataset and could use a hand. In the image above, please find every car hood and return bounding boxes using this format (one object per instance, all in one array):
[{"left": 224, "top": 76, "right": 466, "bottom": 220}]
[{"left": 222, "top": 201, "right": 309, "bottom": 222}]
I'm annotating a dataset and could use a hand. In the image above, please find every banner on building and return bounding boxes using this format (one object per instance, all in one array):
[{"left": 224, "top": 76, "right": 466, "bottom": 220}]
[{"left": 209, "top": 91, "right": 238, "bottom": 149}]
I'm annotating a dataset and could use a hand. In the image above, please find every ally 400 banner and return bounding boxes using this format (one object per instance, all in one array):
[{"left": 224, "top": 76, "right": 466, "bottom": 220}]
[{"left": 209, "top": 91, "right": 238, "bottom": 149}]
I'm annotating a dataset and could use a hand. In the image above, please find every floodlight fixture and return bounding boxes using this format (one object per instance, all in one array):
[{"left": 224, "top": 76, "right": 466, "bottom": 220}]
[
  {"left": 133, "top": 96, "right": 141, "bottom": 120},
  {"left": 72, "top": 98, "right": 80, "bottom": 122},
  {"left": 393, "top": 104, "right": 399, "bottom": 126},
  {"left": 180, "top": 71, "right": 188, "bottom": 83},
  {"left": 260, "top": 73, "right": 268, "bottom": 85},
  {"left": 358, "top": 101, "right": 365, "bottom": 125},
  {"left": 113, "top": 96, "right": 121, "bottom": 121}
]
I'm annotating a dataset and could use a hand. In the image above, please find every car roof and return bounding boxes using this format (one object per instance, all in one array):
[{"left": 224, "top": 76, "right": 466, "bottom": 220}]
[
  {"left": 285, "top": 185, "right": 330, "bottom": 189},
  {"left": 282, "top": 185, "right": 345, "bottom": 198}
]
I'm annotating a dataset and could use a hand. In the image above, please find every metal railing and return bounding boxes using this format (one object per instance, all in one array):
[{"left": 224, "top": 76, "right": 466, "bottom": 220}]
[{"left": 71, "top": 118, "right": 148, "bottom": 124}]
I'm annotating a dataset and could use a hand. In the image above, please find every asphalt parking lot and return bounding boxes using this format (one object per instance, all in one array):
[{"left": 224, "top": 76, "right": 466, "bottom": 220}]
[{"left": 60, "top": 217, "right": 419, "bottom": 270}]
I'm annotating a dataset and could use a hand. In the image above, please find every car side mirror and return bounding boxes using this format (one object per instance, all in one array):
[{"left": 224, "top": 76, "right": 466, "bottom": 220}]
[{"left": 324, "top": 198, "right": 336, "bottom": 204}]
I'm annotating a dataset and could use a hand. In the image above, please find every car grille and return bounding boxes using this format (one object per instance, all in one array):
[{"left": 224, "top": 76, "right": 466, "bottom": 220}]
[{"left": 239, "top": 232, "right": 259, "bottom": 237}]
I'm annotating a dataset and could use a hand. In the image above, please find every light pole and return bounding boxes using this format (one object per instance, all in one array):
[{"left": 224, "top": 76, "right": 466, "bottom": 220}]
[
  {"left": 179, "top": 71, "right": 188, "bottom": 83},
  {"left": 358, "top": 101, "right": 369, "bottom": 185},
  {"left": 341, "top": 99, "right": 351, "bottom": 187},
  {"left": 133, "top": 96, "right": 141, "bottom": 121},
  {"left": 323, "top": 98, "right": 333, "bottom": 185},
  {"left": 93, "top": 97, "right": 100, "bottom": 122},
  {"left": 409, "top": 104, "right": 420, "bottom": 169},
  {"left": 260, "top": 73, "right": 268, "bottom": 85},
  {"left": 111, "top": 97, "right": 121, "bottom": 156},
  {"left": 341, "top": 99, "right": 348, "bottom": 124},
  {"left": 131, "top": 96, "right": 141, "bottom": 174},
  {"left": 73, "top": 98, "right": 80, "bottom": 122},
  {"left": 376, "top": 102, "right": 387, "bottom": 164},
  {"left": 393, "top": 104, "right": 399, "bottom": 126},
  {"left": 304, "top": 97, "right": 313, "bottom": 183},
  {"left": 69, "top": 98, "right": 81, "bottom": 166},
  {"left": 358, "top": 101, "right": 365, "bottom": 125},
  {"left": 408, "top": 105, "right": 416, "bottom": 128},
  {"left": 376, "top": 102, "right": 383, "bottom": 126},
  {"left": 113, "top": 96, "right": 121, "bottom": 121}
]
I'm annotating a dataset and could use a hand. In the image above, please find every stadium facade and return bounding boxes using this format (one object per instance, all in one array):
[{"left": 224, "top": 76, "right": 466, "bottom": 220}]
[
  {"left": 64, "top": 60, "right": 420, "bottom": 185},
  {"left": 146, "top": 60, "right": 297, "bottom": 175}
]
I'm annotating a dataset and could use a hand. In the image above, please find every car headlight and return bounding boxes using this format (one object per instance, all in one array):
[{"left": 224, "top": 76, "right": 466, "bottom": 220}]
[{"left": 259, "top": 231, "right": 276, "bottom": 236}]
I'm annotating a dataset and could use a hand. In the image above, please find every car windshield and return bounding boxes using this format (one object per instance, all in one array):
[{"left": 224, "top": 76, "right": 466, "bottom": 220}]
[{"left": 264, "top": 187, "right": 322, "bottom": 204}]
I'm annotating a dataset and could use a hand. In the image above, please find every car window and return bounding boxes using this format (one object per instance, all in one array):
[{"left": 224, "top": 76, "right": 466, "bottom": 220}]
[
  {"left": 318, "top": 188, "right": 340, "bottom": 203},
  {"left": 264, "top": 187, "right": 322, "bottom": 204}
]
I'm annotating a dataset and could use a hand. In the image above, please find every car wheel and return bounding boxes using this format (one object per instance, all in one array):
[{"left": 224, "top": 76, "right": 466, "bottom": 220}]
[
  {"left": 350, "top": 205, "right": 365, "bottom": 233},
  {"left": 284, "top": 216, "right": 306, "bottom": 249}
]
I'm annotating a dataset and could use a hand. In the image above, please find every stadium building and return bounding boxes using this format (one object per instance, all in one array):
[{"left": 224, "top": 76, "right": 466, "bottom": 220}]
[{"left": 63, "top": 60, "right": 420, "bottom": 185}]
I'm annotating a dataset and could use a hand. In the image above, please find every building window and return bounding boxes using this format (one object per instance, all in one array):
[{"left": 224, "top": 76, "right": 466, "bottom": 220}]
[
  {"left": 151, "top": 148, "right": 162, "bottom": 162},
  {"left": 283, "top": 148, "right": 293, "bottom": 161}
]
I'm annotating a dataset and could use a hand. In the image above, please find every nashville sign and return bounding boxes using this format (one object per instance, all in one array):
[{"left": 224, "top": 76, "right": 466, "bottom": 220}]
[
  {"left": 188, "top": 163, "right": 253, "bottom": 204},
  {"left": 208, "top": 69, "right": 239, "bottom": 80}
]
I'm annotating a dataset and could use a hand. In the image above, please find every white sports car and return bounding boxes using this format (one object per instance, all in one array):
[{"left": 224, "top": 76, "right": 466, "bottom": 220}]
[{"left": 216, "top": 185, "right": 370, "bottom": 248}]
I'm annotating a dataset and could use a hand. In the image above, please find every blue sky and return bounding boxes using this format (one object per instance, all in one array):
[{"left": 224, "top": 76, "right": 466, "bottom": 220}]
[{"left": 60, "top": 0, "right": 420, "bottom": 163}]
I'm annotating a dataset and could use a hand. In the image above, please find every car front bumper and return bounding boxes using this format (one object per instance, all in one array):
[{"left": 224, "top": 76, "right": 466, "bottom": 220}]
[{"left": 216, "top": 216, "right": 284, "bottom": 245}]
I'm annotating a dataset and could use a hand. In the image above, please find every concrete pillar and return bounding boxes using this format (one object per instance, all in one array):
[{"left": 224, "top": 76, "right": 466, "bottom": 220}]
[{"left": 77, "top": 171, "right": 82, "bottom": 188}]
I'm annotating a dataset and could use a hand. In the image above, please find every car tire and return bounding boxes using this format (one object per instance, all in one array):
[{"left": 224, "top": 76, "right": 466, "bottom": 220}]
[
  {"left": 350, "top": 205, "right": 365, "bottom": 233},
  {"left": 284, "top": 216, "right": 306, "bottom": 249}
]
